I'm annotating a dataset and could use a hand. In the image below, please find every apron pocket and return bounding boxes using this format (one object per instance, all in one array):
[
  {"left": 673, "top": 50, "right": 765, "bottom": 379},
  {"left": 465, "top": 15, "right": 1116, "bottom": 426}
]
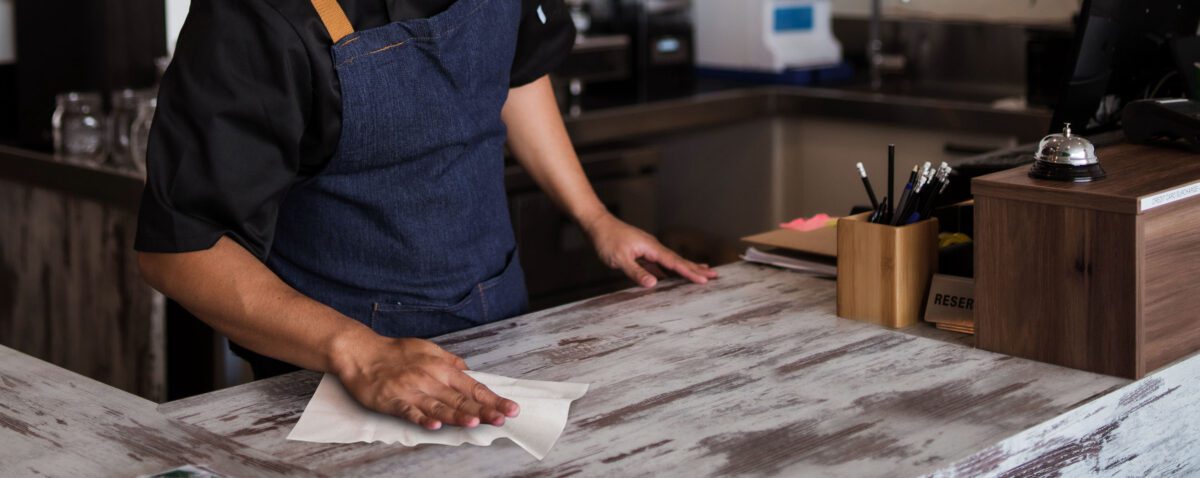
[
  {"left": 370, "top": 293, "right": 484, "bottom": 339},
  {"left": 370, "top": 250, "right": 528, "bottom": 338},
  {"left": 477, "top": 250, "right": 529, "bottom": 322}
]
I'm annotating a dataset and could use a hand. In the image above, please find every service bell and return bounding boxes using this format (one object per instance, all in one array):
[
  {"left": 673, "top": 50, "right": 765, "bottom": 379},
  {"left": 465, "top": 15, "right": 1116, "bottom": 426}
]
[{"left": 1028, "top": 123, "right": 1106, "bottom": 182}]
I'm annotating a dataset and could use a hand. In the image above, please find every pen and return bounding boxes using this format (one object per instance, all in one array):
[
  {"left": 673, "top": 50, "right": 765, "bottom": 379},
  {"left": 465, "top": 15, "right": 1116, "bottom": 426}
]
[
  {"left": 908, "top": 163, "right": 951, "bottom": 223},
  {"left": 913, "top": 163, "right": 939, "bottom": 218},
  {"left": 887, "top": 144, "right": 895, "bottom": 223},
  {"left": 906, "top": 163, "right": 934, "bottom": 223},
  {"left": 856, "top": 162, "right": 880, "bottom": 210},
  {"left": 869, "top": 196, "right": 889, "bottom": 224},
  {"left": 918, "top": 163, "right": 953, "bottom": 220},
  {"left": 891, "top": 165, "right": 918, "bottom": 226},
  {"left": 917, "top": 162, "right": 932, "bottom": 192}
]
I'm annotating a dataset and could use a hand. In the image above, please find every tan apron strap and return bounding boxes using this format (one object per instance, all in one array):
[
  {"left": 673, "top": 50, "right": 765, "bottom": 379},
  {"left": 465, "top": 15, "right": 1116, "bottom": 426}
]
[{"left": 309, "top": 0, "right": 355, "bottom": 43}]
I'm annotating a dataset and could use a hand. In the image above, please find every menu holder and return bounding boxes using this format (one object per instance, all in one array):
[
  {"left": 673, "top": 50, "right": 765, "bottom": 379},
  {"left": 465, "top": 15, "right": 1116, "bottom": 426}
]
[{"left": 836, "top": 212, "right": 939, "bottom": 329}]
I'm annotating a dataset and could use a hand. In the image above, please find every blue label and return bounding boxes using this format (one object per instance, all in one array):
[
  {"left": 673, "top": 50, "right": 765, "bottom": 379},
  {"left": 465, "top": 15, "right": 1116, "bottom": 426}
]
[{"left": 774, "top": 5, "right": 814, "bottom": 32}]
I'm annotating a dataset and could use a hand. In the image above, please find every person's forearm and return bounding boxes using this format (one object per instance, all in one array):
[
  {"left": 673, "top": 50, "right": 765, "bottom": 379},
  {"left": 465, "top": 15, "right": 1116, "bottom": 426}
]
[
  {"left": 503, "top": 76, "right": 717, "bottom": 287},
  {"left": 140, "top": 236, "right": 520, "bottom": 429},
  {"left": 502, "top": 75, "right": 610, "bottom": 231},
  {"left": 137, "top": 236, "right": 380, "bottom": 375}
]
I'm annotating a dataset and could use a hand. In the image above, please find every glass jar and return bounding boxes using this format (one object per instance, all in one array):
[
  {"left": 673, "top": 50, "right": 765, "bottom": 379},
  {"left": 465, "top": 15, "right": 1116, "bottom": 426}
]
[
  {"left": 129, "top": 97, "right": 157, "bottom": 175},
  {"left": 109, "top": 89, "right": 142, "bottom": 171},
  {"left": 51, "top": 92, "right": 107, "bottom": 165}
]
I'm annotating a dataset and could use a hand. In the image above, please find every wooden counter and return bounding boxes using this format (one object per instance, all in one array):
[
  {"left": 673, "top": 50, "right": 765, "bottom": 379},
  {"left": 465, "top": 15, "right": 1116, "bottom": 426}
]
[
  {"left": 0, "top": 345, "right": 316, "bottom": 477},
  {"left": 5, "top": 263, "right": 1199, "bottom": 476},
  {"left": 154, "top": 264, "right": 1195, "bottom": 477}
]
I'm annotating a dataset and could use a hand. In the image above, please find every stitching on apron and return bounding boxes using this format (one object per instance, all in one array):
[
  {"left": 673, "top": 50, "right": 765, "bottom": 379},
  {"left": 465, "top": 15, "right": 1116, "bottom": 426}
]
[
  {"left": 340, "top": 35, "right": 362, "bottom": 46},
  {"left": 334, "top": 0, "right": 496, "bottom": 68},
  {"left": 366, "top": 39, "right": 413, "bottom": 57}
]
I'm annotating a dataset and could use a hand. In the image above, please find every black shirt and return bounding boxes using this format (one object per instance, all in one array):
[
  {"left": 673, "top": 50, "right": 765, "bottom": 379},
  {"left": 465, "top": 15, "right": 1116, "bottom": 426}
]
[{"left": 135, "top": 0, "right": 575, "bottom": 259}]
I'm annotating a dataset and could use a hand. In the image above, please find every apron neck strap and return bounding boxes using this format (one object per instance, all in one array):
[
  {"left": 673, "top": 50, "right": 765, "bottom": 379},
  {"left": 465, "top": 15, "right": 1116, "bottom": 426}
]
[{"left": 309, "top": 0, "right": 355, "bottom": 43}]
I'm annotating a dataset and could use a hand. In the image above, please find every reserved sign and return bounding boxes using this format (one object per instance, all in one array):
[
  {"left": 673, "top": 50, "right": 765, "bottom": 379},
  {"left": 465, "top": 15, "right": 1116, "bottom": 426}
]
[{"left": 924, "top": 274, "right": 975, "bottom": 324}]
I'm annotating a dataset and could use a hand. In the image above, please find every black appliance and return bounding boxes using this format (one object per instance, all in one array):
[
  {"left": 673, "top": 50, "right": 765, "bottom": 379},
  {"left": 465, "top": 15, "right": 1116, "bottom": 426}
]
[
  {"left": 589, "top": 0, "right": 695, "bottom": 102},
  {"left": 1123, "top": 98, "right": 1200, "bottom": 150},
  {"left": 1051, "top": 0, "right": 1200, "bottom": 135}
]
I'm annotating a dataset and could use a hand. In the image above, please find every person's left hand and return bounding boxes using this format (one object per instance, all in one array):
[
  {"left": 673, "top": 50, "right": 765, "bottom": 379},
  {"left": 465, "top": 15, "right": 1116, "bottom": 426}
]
[{"left": 583, "top": 213, "right": 718, "bottom": 288}]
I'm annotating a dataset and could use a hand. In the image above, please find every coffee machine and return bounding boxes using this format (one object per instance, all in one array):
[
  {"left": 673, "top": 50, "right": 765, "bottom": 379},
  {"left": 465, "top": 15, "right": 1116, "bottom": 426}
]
[{"left": 587, "top": 0, "right": 695, "bottom": 101}]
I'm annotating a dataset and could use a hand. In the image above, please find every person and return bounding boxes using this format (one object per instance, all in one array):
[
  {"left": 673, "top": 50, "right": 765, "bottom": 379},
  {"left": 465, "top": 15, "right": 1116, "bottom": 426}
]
[{"left": 135, "top": 0, "right": 717, "bottom": 432}]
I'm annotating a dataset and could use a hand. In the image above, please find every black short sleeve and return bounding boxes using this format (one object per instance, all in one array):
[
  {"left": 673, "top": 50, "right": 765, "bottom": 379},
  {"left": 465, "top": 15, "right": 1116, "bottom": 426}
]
[
  {"left": 511, "top": 0, "right": 576, "bottom": 86},
  {"left": 137, "top": 0, "right": 573, "bottom": 259},
  {"left": 135, "top": 0, "right": 310, "bottom": 259}
]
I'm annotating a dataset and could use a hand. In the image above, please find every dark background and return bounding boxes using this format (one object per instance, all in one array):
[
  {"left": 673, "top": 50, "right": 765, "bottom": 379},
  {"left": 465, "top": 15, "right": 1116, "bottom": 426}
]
[{"left": 1, "top": 0, "right": 165, "bottom": 148}]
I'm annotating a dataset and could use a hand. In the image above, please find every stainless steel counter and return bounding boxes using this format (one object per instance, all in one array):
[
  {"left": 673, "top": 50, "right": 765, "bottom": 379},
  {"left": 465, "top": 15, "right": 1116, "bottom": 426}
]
[{"left": 564, "top": 86, "right": 1050, "bottom": 149}]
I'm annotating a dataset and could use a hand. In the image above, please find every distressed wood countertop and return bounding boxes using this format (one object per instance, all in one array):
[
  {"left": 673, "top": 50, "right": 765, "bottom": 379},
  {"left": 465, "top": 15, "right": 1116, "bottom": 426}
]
[
  {"left": 156, "top": 263, "right": 1149, "bottom": 477},
  {"left": 0, "top": 345, "right": 320, "bottom": 477}
]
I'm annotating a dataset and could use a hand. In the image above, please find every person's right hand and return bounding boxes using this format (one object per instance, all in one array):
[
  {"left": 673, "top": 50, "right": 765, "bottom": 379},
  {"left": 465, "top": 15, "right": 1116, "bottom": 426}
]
[{"left": 332, "top": 335, "right": 520, "bottom": 430}]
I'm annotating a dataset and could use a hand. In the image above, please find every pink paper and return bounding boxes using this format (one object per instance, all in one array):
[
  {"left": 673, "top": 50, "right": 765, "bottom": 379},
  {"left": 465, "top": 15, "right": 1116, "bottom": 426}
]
[{"left": 780, "top": 214, "right": 833, "bottom": 232}]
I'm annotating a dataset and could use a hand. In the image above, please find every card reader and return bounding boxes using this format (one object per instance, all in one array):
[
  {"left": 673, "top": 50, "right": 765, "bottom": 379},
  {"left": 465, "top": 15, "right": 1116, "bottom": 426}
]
[{"left": 1122, "top": 98, "right": 1200, "bottom": 151}]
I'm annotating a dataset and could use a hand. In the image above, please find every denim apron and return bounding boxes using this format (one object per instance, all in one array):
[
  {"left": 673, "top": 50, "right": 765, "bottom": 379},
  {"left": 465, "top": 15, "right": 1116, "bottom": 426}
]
[{"left": 241, "top": 0, "right": 529, "bottom": 374}]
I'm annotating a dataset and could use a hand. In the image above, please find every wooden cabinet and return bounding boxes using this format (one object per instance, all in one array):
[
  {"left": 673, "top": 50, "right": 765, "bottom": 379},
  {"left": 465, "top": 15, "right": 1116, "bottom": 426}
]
[
  {"left": 0, "top": 147, "right": 165, "bottom": 400},
  {"left": 973, "top": 143, "right": 1200, "bottom": 379}
]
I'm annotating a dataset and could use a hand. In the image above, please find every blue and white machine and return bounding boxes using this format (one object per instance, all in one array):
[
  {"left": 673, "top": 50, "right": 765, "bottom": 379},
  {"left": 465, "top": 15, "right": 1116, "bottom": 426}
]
[{"left": 693, "top": 0, "right": 845, "bottom": 82}]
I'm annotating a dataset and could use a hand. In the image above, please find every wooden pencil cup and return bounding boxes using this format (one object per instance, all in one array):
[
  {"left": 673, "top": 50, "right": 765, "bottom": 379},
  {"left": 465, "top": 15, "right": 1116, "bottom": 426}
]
[{"left": 836, "top": 212, "right": 939, "bottom": 329}]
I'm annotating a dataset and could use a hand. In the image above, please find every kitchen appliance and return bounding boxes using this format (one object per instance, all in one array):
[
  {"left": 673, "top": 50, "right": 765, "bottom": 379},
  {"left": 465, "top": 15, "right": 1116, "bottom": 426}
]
[
  {"left": 1028, "top": 123, "right": 1106, "bottom": 182},
  {"left": 693, "top": 0, "right": 842, "bottom": 75},
  {"left": 588, "top": 0, "right": 695, "bottom": 101},
  {"left": 552, "top": 34, "right": 631, "bottom": 116}
]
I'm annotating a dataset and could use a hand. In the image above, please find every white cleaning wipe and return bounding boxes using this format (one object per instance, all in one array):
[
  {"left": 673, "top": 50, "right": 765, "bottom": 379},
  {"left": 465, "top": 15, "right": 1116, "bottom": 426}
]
[{"left": 287, "top": 371, "right": 589, "bottom": 460}]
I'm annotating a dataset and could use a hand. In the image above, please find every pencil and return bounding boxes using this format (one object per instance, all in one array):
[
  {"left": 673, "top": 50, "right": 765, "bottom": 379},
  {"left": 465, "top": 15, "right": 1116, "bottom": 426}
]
[
  {"left": 856, "top": 162, "right": 880, "bottom": 210},
  {"left": 887, "top": 144, "right": 895, "bottom": 223}
]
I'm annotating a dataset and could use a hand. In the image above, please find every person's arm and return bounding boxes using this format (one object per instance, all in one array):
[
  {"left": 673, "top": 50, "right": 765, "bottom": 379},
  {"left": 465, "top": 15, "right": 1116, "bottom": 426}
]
[
  {"left": 501, "top": 75, "right": 718, "bottom": 287},
  {"left": 138, "top": 238, "right": 519, "bottom": 429}
]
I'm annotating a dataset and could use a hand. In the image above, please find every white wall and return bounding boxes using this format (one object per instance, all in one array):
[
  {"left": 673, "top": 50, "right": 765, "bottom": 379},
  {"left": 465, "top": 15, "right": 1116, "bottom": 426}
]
[
  {"left": 0, "top": 0, "right": 15, "bottom": 64},
  {"left": 832, "top": 0, "right": 1080, "bottom": 26},
  {"left": 165, "top": 0, "right": 190, "bottom": 56}
]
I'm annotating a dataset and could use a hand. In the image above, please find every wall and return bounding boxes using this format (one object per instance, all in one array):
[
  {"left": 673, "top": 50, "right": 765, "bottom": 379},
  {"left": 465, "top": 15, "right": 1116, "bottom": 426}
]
[
  {"left": 13, "top": 0, "right": 166, "bottom": 147},
  {"left": 165, "top": 0, "right": 190, "bottom": 56}
]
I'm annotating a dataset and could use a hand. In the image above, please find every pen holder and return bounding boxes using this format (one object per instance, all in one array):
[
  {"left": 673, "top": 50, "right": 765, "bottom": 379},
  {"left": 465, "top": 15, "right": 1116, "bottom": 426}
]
[{"left": 836, "top": 212, "right": 939, "bottom": 329}]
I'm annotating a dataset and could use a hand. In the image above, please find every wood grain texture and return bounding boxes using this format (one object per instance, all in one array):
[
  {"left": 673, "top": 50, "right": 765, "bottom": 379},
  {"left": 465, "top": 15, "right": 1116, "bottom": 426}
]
[
  {"left": 975, "top": 196, "right": 1140, "bottom": 378},
  {"left": 837, "top": 213, "right": 939, "bottom": 329},
  {"left": 1142, "top": 200, "right": 1200, "bottom": 373},
  {"left": 160, "top": 263, "right": 1128, "bottom": 477},
  {"left": 972, "top": 143, "right": 1200, "bottom": 215},
  {"left": 974, "top": 143, "right": 1200, "bottom": 379},
  {"left": 929, "top": 352, "right": 1200, "bottom": 477},
  {"left": 0, "top": 176, "right": 165, "bottom": 401},
  {"left": 0, "top": 345, "right": 320, "bottom": 477}
]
